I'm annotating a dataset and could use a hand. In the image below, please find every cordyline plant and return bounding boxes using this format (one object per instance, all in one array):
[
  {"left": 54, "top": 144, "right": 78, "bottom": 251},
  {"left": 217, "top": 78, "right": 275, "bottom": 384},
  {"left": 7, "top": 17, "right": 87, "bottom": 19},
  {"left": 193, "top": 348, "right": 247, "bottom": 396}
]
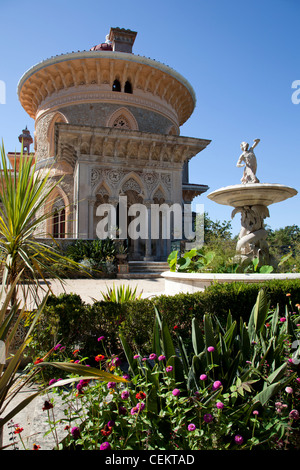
[
  {"left": 0, "top": 140, "right": 84, "bottom": 307},
  {"left": 0, "top": 141, "right": 127, "bottom": 448}
]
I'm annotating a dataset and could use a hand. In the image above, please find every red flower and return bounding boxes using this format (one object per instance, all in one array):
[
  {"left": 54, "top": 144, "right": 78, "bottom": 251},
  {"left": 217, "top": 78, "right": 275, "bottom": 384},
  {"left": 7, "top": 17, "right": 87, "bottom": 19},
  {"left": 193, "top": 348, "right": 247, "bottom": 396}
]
[
  {"left": 173, "top": 325, "right": 179, "bottom": 330},
  {"left": 95, "top": 354, "right": 105, "bottom": 362},
  {"left": 34, "top": 358, "right": 43, "bottom": 364},
  {"left": 136, "top": 391, "right": 146, "bottom": 400},
  {"left": 42, "top": 400, "right": 53, "bottom": 411},
  {"left": 14, "top": 426, "right": 23, "bottom": 434},
  {"left": 101, "top": 424, "right": 112, "bottom": 437},
  {"left": 33, "top": 443, "right": 41, "bottom": 450}
]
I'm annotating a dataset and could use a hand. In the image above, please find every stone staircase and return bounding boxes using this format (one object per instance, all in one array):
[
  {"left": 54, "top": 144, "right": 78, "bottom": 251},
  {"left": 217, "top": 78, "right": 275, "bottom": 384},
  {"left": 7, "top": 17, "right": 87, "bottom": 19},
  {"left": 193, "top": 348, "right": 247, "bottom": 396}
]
[{"left": 117, "top": 261, "right": 169, "bottom": 279}]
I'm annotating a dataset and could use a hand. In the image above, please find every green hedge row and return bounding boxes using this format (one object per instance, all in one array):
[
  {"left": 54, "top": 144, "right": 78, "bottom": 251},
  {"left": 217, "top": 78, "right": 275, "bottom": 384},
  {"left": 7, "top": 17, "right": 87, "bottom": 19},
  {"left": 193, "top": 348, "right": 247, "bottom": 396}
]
[{"left": 28, "top": 279, "right": 300, "bottom": 363}]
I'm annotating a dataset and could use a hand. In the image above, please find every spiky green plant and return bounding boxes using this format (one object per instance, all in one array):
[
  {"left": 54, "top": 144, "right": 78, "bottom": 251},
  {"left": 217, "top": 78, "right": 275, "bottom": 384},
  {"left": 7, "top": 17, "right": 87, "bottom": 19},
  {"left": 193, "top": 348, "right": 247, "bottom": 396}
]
[
  {"left": 100, "top": 284, "right": 142, "bottom": 303},
  {"left": 0, "top": 141, "right": 83, "bottom": 306}
]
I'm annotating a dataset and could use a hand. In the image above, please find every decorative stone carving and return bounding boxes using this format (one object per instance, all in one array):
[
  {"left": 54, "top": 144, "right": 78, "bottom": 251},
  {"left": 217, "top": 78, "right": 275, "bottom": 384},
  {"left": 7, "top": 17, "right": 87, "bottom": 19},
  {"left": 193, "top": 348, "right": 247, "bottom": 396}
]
[
  {"left": 236, "top": 139, "right": 260, "bottom": 184},
  {"left": 232, "top": 204, "right": 270, "bottom": 265},
  {"left": 122, "top": 177, "right": 142, "bottom": 194}
]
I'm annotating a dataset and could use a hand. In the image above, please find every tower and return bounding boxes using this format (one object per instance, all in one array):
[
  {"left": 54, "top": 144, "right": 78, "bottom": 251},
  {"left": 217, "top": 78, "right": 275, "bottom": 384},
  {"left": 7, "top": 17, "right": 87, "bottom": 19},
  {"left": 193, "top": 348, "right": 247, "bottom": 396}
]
[{"left": 17, "top": 27, "right": 211, "bottom": 260}]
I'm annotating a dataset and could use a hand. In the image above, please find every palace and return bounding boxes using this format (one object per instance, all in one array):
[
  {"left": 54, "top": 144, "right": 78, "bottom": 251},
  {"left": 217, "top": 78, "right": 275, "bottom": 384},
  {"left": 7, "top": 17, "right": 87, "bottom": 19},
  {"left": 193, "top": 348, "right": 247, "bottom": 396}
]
[{"left": 14, "top": 27, "right": 211, "bottom": 261}]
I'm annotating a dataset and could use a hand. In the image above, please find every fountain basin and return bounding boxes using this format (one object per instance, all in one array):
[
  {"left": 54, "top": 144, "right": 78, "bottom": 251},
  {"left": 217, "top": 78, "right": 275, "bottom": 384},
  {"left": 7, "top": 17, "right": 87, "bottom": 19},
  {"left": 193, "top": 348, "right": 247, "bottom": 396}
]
[
  {"left": 161, "top": 271, "right": 300, "bottom": 295},
  {"left": 207, "top": 183, "right": 297, "bottom": 207}
]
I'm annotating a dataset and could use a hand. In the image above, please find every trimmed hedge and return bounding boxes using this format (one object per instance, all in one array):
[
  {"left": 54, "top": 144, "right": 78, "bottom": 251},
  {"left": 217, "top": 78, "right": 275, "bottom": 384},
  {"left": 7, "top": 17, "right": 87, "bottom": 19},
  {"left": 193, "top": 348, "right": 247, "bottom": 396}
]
[{"left": 27, "top": 279, "right": 300, "bottom": 362}]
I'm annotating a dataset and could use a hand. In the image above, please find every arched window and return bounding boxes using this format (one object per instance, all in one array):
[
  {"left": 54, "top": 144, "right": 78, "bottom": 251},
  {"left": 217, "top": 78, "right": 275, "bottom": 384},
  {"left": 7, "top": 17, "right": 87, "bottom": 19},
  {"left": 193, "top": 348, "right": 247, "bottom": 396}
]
[
  {"left": 112, "top": 79, "right": 121, "bottom": 92},
  {"left": 53, "top": 199, "right": 66, "bottom": 238},
  {"left": 124, "top": 80, "right": 132, "bottom": 94}
]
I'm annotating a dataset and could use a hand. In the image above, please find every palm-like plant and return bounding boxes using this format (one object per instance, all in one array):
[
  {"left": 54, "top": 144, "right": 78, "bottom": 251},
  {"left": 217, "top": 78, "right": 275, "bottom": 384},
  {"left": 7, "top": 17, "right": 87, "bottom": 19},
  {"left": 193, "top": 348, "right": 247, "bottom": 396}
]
[{"left": 0, "top": 141, "right": 80, "bottom": 306}]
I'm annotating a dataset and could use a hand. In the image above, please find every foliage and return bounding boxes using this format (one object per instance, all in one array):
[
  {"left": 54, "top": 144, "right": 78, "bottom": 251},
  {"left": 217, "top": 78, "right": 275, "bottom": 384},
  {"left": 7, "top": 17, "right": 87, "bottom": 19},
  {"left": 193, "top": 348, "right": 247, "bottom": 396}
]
[
  {"left": 100, "top": 284, "right": 142, "bottom": 303},
  {"left": 30, "top": 289, "right": 300, "bottom": 451},
  {"left": 26, "top": 280, "right": 300, "bottom": 364},
  {"left": 0, "top": 142, "right": 84, "bottom": 305}
]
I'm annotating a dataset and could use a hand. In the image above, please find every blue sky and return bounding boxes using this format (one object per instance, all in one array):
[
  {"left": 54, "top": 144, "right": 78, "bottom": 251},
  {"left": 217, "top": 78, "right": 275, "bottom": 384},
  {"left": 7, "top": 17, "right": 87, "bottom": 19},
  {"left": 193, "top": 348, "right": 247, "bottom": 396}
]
[{"left": 0, "top": 0, "right": 299, "bottom": 236}]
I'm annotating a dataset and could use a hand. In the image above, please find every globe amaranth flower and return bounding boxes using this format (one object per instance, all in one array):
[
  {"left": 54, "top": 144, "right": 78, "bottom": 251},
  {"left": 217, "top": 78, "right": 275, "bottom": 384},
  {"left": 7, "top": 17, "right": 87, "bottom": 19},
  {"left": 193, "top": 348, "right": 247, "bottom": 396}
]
[
  {"left": 71, "top": 427, "right": 81, "bottom": 439},
  {"left": 212, "top": 380, "right": 222, "bottom": 391},
  {"left": 121, "top": 390, "right": 130, "bottom": 399},
  {"left": 203, "top": 414, "right": 213, "bottom": 423},
  {"left": 166, "top": 366, "right": 173, "bottom": 372},
  {"left": 216, "top": 401, "right": 224, "bottom": 409},
  {"left": 289, "top": 409, "right": 299, "bottom": 420},
  {"left": 207, "top": 346, "right": 215, "bottom": 352},
  {"left": 172, "top": 388, "right": 180, "bottom": 397},
  {"left": 234, "top": 435, "right": 244, "bottom": 445},
  {"left": 100, "top": 441, "right": 111, "bottom": 450},
  {"left": 200, "top": 374, "right": 207, "bottom": 381},
  {"left": 149, "top": 353, "right": 157, "bottom": 360},
  {"left": 280, "top": 317, "right": 286, "bottom": 323},
  {"left": 188, "top": 423, "right": 196, "bottom": 431}
]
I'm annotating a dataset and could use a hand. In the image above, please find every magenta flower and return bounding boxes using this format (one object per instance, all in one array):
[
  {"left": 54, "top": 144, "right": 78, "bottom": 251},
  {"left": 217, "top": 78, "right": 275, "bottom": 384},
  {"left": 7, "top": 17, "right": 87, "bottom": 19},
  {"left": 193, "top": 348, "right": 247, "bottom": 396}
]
[
  {"left": 121, "top": 390, "right": 130, "bottom": 399},
  {"left": 149, "top": 353, "right": 157, "bottom": 360},
  {"left": 119, "top": 406, "right": 127, "bottom": 415},
  {"left": 166, "top": 366, "right": 173, "bottom": 372},
  {"left": 200, "top": 374, "right": 207, "bottom": 381},
  {"left": 216, "top": 401, "right": 224, "bottom": 409},
  {"left": 280, "top": 317, "right": 286, "bottom": 323},
  {"left": 172, "top": 388, "right": 180, "bottom": 397},
  {"left": 207, "top": 346, "right": 215, "bottom": 352},
  {"left": 107, "top": 382, "right": 116, "bottom": 389},
  {"left": 112, "top": 357, "right": 121, "bottom": 367},
  {"left": 203, "top": 414, "right": 213, "bottom": 423},
  {"left": 49, "top": 379, "right": 57, "bottom": 386},
  {"left": 212, "top": 380, "right": 222, "bottom": 390},
  {"left": 234, "top": 435, "right": 244, "bottom": 445},
  {"left": 188, "top": 423, "right": 196, "bottom": 431},
  {"left": 107, "top": 420, "right": 115, "bottom": 427},
  {"left": 71, "top": 426, "right": 80, "bottom": 439},
  {"left": 137, "top": 402, "right": 145, "bottom": 411},
  {"left": 289, "top": 409, "right": 299, "bottom": 420},
  {"left": 100, "top": 441, "right": 111, "bottom": 450},
  {"left": 97, "top": 336, "right": 105, "bottom": 341},
  {"left": 54, "top": 343, "right": 62, "bottom": 351},
  {"left": 131, "top": 406, "right": 138, "bottom": 415},
  {"left": 158, "top": 355, "right": 166, "bottom": 361},
  {"left": 133, "top": 354, "right": 140, "bottom": 359}
]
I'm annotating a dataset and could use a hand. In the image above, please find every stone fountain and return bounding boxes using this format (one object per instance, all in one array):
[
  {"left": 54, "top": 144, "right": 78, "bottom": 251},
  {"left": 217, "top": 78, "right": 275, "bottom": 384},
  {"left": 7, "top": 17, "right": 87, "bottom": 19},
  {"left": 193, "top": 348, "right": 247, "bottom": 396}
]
[
  {"left": 207, "top": 139, "right": 298, "bottom": 268},
  {"left": 161, "top": 138, "right": 299, "bottom": 295}
]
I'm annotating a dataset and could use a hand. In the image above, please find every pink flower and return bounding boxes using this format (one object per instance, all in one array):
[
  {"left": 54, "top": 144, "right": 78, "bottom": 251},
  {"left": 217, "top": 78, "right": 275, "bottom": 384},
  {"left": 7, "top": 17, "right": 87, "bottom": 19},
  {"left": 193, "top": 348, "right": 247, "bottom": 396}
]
[
  {"left": 158, "top": 355, "right": 166, "bottom": 361},
  {"left": 149, "top": 353, "right": 157, "bottom": 360},
  {"left": 133, "top": 354, "right": 140, "bottom": 359},
  {"left": 100, "top": 441, "right": 111, "bottom": 450},
  {"left": 188, "top": 423, "right": 196, "bottom": 431},
  {"left": 280, "top": 317, "right": 286, "bottom": 322},
  {"left": 234, "top": 435, "right": 244, "bottom": 445},
  {"left": 166, "top": 366, "right": 173, "bottom": 372},
  {"left": 207, "top": 346, "right": 215, "bottom": 352},
  {"left": 97, "top": 336, "right": 105, "bottom": 341},
  {"left": 200, "top": 374, "right": 207, "bottom": 381},
  {"left": 216, "top": 401, "right": 224, "bottom": 409},
  {"left": 285, "top": 386, "right": 293, "bottom": 394},
  {"left": 172, "top": 388, "right": 180, "bottom": 397},
  {"left": 121, "top": 390, "right": 130, "bottom": 399},
  {"left": 203, "top": 413, "right": 213, "bottom": 423},
  {"left": 107, "top": 382, "right": 116, "bottom": 389},
  {"left": 289, "top": 409, "right": 299, "bottom": 420},
  {"left": 71, "top": 427, "right": 80, "bottom": 439},
  {"left": 212, "top": 380, "right": 222, "bottom": 390}
]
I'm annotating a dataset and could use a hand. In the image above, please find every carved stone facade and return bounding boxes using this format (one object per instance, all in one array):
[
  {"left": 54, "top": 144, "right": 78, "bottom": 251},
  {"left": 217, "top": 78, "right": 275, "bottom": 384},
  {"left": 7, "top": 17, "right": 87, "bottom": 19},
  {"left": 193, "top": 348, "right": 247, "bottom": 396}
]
[{"left": 17, "top": 27, "right": 211, "bottom": 260}]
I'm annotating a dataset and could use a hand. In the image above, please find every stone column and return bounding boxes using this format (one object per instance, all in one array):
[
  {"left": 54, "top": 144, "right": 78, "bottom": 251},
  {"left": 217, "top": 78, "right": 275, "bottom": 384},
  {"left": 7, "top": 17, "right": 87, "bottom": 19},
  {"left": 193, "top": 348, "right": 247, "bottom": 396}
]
[
  {"left": 144, "top": 200, "right": 153, "bottom": 261},
  {"left": 88, "top": 197, "right": 97, "bottom": 239}
]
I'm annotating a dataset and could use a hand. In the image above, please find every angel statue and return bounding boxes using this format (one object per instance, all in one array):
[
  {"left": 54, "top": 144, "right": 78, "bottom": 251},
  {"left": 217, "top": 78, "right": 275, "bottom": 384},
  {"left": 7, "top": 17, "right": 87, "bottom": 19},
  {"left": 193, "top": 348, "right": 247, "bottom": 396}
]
[{"left": 236, "top": 139, "right": 260, "bottom": 184}]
